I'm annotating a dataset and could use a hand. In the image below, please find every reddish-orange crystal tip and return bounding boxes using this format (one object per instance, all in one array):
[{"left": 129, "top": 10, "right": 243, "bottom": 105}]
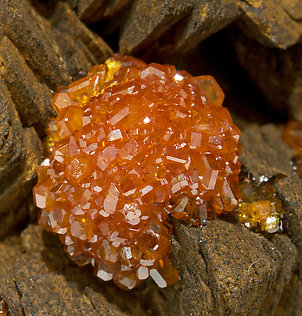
[{"left": 33, "top": 54, "right": 241, "bottom": 290}]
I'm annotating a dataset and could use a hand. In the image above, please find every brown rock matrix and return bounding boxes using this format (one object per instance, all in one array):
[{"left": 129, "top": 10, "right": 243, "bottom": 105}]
[
  {"left": 33, "top": 54, "right": 241, "bottom": 290},
  {"left": 66, "top": 0, "right": 302, "bottom": 53}
]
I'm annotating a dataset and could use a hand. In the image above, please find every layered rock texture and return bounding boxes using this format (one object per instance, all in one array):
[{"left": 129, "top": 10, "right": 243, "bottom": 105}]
[{"left": 0, "top": 0, "right": 302, "bottom": 315}]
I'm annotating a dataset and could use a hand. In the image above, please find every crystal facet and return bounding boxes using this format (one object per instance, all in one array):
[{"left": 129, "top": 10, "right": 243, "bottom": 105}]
[{"left": 237, "top": 174, "right": 284, "bottom": 233}]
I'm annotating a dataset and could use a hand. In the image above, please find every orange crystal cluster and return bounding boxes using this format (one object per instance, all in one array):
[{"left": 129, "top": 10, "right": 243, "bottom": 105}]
[{"left": 33, "top": 54, "right": 241, "bottom": 290}]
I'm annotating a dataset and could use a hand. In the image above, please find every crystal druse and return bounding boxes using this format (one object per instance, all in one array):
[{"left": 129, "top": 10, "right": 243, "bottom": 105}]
[{"left": 33, "top": 55, "right": 241, "bottom": 290}]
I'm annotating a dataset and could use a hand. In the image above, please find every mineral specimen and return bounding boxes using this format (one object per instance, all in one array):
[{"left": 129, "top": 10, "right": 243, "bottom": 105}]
[
  {"left": 33, "top": 54, "right": 241, "bottom": 290},
  {"left": 237, "top": 173, "right": 284, "bottom": 233}
]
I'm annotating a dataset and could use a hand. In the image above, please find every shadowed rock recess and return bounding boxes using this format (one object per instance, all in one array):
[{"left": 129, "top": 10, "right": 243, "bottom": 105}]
[
  {"left": 0, "top": 0, "right": 302, "bottom": 315},
  {"left": 231, "top": 29, "right": 302, "bottom": 121}
]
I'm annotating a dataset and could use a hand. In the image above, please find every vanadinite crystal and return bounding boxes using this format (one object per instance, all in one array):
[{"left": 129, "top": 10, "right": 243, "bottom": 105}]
[
  {"left": 237, "top": 174, "right": 284, "bottom": 233},
  {"left": 0, "top": 297, "right": 8, "bottom": 316},
  {"left": 33, "top": 54, "right": 241, "bottom": 290}
]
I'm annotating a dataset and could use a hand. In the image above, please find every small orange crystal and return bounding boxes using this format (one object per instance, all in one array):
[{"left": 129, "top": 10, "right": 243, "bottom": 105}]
[
  {"left": 282, "top": 121, "right": 302, "bottom": 175},
  {"left": 237, "top": 174, "right": 284, "bottom": 233},
  {"left": 0, "top": 297, "right": 8, "bottom": 316},
  {"left": 33, "top": 54, "right": 241, "bottom": 290}
]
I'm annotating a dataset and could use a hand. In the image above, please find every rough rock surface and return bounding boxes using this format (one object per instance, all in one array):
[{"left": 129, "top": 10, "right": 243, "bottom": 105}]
[
  {"left": 231, "top": 31, "right": 302, "bottom": 120},
  {"left": 0, "top": 77, "right": 42, "bottom": 239},
  {"left": 238, "top": 0, "right": 302, "bottom": 49},
  {"left": 0, "top": 0, "right": 112, "bottom": 238},
  {"left": 0, "top": 217, "right": 298, "bottom": 315},
  {"left": 241, "top": 124, "right": 302, "bottom": 315},
  {"left": 240, "top": 124, "right": 295, "bottom": 181},
  {"left": 0, "top": 124, "right": 301, "bottom": 314},
  {"left": 64, "top": 0, "right": 302, "bottom": 53}
]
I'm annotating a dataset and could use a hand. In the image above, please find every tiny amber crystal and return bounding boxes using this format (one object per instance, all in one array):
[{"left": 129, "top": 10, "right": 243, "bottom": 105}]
[
  {"left": 0, "top": 297, "right": 8, "bottom": 316},
  {"left": 33, "top": 55, "right": 241, "bottom": 290},
  {"left": 237, "top": 174, "right": 284, "bottom": 233}
]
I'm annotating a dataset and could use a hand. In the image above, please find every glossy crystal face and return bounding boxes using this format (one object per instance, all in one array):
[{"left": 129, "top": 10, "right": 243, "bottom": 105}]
[{"left": 33, "top": 54, "right": 241, "bottom": 290}]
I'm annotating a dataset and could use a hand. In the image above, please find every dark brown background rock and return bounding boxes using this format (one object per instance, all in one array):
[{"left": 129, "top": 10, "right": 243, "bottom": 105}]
[
  {"left": 62, "top": 0, "right": 302, "bottom": 54},
  {"left": 0, "top": 212, "right": 298, "bottom": 315},
  {"left": 240, "top": 124, "right": 302, "bottom": 315},
  {"left": 231, "top": 30, "right": 302, "bottom": 120},
  {"left": 0, "top": 0, "right": 112, "bottom": 238}
]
